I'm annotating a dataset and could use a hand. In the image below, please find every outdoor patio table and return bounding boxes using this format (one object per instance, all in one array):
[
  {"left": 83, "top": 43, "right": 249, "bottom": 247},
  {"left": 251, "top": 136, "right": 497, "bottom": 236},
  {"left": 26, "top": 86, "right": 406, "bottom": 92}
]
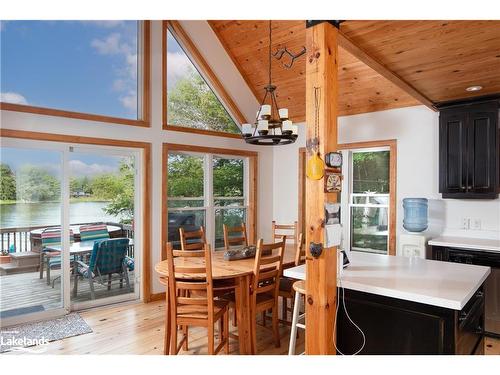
[
  {"left": 154, "top": 243, "right": 296, "bottom": 355},
  {"left": 45, "top": 239, "right": 134, "bottom": 296},
  {"left": 30, "top": 224, "right": 123, "bottom": 240}
]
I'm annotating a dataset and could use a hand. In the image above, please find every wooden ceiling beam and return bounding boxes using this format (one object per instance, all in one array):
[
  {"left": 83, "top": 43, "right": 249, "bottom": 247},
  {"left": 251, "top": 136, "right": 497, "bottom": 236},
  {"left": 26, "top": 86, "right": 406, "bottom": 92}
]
[{"left": 337, "top": 31, "right": 437, "bottom": 112}]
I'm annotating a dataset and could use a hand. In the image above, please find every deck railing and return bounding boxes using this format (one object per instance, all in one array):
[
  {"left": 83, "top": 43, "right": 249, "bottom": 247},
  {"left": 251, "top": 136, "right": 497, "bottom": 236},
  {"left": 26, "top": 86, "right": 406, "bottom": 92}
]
[
  {"left": 0, "top": 222, "right": 135, "bottom": 257},
  {"left": 0, "top": 224, "right": 48, "bottom": 253}
]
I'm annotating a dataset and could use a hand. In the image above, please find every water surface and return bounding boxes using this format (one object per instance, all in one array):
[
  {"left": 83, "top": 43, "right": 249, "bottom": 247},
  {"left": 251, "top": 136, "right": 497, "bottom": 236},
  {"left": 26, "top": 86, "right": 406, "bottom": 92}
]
[{"left": 1, "top": 201, "right": 120, "bottom": 228}]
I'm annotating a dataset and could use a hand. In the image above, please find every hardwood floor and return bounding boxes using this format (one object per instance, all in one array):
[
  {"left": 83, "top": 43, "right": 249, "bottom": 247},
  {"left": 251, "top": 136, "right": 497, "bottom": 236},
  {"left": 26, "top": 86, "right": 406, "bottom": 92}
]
[
  {"left": 5, "top": 300, "right": 499, "bottom": 355},
  {"left": 26, "top": 300, "right": 304, "bottom": 355}
]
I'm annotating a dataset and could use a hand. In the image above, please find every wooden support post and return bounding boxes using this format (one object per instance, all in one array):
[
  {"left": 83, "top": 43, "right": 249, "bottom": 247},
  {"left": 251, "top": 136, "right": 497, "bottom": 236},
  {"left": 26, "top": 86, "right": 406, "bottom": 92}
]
[{"left": 305, "top": 21, "right": 339, "bottom": 355}]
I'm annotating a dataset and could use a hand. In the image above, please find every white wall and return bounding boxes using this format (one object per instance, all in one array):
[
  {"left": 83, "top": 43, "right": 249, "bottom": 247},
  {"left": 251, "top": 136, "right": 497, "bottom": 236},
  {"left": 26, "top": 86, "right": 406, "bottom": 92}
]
[
  {"left": 272, "top": 105, "right": 500, "bottom": 252},
  {"left": 272, "top": 124, "right": 306, "bottom": 224},
  {"left": 0, "top": 20, "right": 273, "bottom": 295}
]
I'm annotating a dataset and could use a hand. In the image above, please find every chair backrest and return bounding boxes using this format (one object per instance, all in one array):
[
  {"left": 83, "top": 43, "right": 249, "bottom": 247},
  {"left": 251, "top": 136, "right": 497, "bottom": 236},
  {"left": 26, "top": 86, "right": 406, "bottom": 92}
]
[
  {"left": 166, "top": 242, "right": 214, "bottom": 321},
  {"left": 251, "top": 237, "right": 286, "bottom": 301},
  {"left": 179, "top": 226, "right": 206, "bottom": 251},
  {"left": 294, "top": 233, "right": 306, "bottom": 266},
  {"left": 89, "top": 238, "right": 130, "bottom": 275},
  {"left": 41, "top": 227, "right": 74, "bottom": 249},
  {"left": 272, "top": 221, "right": 298, "bottom": 245},
  {"left": 79, "top": 223, "right": 110, "bottom": 242},
  {"left": 223, "top": 223, "right": 248, "bottom": 250}
]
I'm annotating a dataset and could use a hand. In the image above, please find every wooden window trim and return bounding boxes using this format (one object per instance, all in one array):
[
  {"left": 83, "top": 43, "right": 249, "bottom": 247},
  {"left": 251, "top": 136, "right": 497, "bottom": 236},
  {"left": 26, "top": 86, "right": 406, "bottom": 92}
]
[
  {"left": 165, "top": 124, "right": 242, "bottom": 139},
  {"left": 337, "top": 139, "right": 397, "bottom": 256},
  {"left": 0, "top": 129, "right": 153, "bottom": 302},
  {"left": 162, "top": 20, "right": 246, "bottom": 139},
  {"left": 162, "top": 143, "right": 258, "bottom": 260},
  {"left": 0, "top": 21, "right": 151, "bottom": 128}
]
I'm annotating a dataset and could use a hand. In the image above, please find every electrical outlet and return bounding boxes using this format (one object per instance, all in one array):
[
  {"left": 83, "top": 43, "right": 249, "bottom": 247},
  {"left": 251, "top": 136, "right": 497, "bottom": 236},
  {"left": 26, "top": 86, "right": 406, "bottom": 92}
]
[
  {"left": 461, "top": 217, "right": 470, "bottom": 230},
  {"left": 472, "top": 218, "right": 482, "bottom": 231}
]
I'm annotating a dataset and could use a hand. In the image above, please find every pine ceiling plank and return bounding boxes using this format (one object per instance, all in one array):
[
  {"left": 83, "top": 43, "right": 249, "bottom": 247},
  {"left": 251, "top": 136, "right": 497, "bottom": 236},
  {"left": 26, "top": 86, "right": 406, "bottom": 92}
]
[
  {"left": 340, "top": 20, "right": 500, "bottom": 103},
  {"left": 337, "top": 32, "right": 436, "bottom": 111},
  {"left": 210, "top": 20, "right": 451, "bottom": 119}
]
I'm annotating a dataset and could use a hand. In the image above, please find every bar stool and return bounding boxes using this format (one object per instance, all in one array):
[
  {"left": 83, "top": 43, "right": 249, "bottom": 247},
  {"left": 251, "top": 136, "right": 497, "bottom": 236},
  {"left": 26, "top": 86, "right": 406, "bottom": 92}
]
[{"left": 288, "top": 280, "right": 306, "bottom": 355}]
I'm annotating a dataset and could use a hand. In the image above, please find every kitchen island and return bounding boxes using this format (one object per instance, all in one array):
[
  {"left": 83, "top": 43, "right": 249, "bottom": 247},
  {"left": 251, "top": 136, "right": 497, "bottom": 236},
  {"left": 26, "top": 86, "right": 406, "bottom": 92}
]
[{"left": 284, "top": 252, "right": 491, "bottom": 354}]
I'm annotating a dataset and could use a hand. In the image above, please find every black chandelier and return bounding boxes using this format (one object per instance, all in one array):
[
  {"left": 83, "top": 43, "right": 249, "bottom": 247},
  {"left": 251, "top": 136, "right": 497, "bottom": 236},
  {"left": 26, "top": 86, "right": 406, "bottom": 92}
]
[{"left": 241, "top": 20, "right": 298, "bottom": 146}]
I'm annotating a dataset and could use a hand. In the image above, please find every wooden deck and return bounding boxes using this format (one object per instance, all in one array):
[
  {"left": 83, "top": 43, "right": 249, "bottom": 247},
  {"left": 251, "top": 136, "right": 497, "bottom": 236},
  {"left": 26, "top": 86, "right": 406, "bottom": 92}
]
[{"left": 0, "top": 270, "right": 135, "bottom": 315}]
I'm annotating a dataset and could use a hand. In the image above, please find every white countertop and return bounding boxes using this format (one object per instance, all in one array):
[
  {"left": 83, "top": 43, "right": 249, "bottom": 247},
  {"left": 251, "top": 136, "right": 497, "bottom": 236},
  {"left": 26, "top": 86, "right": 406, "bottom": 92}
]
[
  {"left": 283, "top": 252, "right": 491, "bottom": 310},
  {"left": 428, "top": 236, "right": 500, "bottom": 253}
]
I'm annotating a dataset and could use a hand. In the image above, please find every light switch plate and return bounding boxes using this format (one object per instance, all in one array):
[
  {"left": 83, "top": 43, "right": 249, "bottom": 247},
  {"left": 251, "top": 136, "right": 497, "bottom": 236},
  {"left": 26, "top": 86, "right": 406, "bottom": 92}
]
[
  {"left": 461, "top": 217, "right": 470, "bottom": 230},
  {"left": 472, "top": 218, "right": 482, "bottom": 230}
]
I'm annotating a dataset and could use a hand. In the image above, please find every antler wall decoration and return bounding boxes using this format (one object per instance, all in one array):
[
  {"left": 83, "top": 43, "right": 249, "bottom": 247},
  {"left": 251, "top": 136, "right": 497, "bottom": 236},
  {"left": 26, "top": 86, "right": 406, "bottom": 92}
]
[{"left": 272, "top": 46, "right": 306, "bottom": 69}]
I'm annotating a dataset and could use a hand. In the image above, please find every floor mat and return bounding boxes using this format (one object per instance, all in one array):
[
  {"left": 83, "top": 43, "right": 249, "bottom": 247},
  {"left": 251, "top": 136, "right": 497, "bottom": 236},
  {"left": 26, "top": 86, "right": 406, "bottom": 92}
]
[{"left": 0, "top": 313, "right": 92, "bottom": 353}]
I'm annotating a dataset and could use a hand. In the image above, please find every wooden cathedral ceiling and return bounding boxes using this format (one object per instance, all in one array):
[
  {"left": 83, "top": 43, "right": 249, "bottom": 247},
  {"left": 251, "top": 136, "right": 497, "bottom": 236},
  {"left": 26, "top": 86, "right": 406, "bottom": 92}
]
[{"left": 209, "top": 20, "right": 500, "bottom": 121}]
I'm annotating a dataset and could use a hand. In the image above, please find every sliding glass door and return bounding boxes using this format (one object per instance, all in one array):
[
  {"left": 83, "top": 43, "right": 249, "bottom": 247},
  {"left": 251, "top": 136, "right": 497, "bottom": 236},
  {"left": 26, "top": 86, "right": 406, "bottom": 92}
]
[
  {"left": 68, "top": 146, "right": 140, "bottom": 310},
  {"left": 0, "top": 139, "right": 142, "bottom": 326},
  {"left": 0, "top": 139, "right": 69, "bottom": 326}
]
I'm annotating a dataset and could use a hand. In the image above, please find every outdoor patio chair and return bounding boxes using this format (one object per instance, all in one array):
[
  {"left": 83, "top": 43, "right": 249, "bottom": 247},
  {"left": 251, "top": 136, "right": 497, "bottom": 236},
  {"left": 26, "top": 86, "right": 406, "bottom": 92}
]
[
  {"left": 74, "top": 238, "right": 131, "bottom": 299},
  {"left": 79, "top": 223, "right": 111, "bottom": 265},
  {"left": 40, "top": 227, "right": 75, "bottom": 286},
  {"left": 79, "top": 223, "right": 110, "bottom": 242}
]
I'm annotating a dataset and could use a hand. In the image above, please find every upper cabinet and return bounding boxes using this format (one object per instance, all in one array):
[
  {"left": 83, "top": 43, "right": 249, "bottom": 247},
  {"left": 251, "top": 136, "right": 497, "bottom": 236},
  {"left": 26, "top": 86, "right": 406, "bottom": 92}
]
[{"left": 439, "top": 99, "right": 499, "bottom": 199}]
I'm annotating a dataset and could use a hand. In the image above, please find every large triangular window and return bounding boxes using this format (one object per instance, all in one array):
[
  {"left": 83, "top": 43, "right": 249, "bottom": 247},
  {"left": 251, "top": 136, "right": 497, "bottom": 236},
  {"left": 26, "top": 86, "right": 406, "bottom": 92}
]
[{"left": 165, "top": 25, "right": 240, "bottom": 135}]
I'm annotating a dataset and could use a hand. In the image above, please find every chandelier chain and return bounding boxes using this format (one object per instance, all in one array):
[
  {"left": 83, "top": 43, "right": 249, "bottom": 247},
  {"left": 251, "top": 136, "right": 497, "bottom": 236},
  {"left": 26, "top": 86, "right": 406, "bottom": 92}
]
[
  {"left": 241, "top": 20, "right": 297, "bottom": 146},
  {"left": 268, "top": 20, "right": 272, "bottom": 86}
]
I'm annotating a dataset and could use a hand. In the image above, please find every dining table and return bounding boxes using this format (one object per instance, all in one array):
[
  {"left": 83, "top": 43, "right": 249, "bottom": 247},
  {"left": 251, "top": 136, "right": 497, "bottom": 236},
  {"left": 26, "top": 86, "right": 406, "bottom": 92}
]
[{"left": 154, "top": 243, "right": 297, "bottom": 355}]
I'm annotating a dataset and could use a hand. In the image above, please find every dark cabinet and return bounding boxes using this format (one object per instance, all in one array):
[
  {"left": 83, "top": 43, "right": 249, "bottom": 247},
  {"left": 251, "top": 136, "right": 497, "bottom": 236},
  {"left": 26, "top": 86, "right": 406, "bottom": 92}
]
[
  {"left": 336, "top": 287, "right": 484, "bottom": 354},
  {"left": 439, "top": 100, "right": 499, "bottom": 199}
]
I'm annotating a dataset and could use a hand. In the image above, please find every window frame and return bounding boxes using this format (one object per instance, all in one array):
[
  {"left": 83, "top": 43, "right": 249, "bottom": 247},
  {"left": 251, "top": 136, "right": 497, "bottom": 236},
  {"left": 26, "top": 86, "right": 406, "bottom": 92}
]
[
  {"left": 166, "top": 151, "right": 208, "bottom": 248},
  {"left": 337, "top": 140, "right": 397, "bottom": 255},
  {"left": 0, "top": 128, "right": 153, "bottom": 302},
  {"left": 0, "top": 21, "right": 151, "bottom": 128},
  {"left": 211, "top": 154, "right": 248, "bottom": 249},
  {"left": 162, "top": 143, "right": 257, "bottom": 258},
  {"left": 162, "top": 20, "right": 246, "bottom": 139}
]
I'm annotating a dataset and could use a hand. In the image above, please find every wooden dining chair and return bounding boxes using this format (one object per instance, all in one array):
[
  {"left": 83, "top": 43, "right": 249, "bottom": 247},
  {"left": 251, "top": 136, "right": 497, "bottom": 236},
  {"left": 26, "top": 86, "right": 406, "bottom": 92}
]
[
  {"left": 159, "top": 275, "right": 171, "bottom": 355},
  {"left": 272, "top": 221, "right": 298, "bottom": 245},
  {"left": 224, "top": 237, "right": 286, "bottom": 350},
  {"left": 293, "top": 233, "right": 306, "bottom": 266},
  {"left": 251, "top": 237, "right": 286, "bottom": 349},
  {"left": 179, "top": 226, "right": 206, "bottom": 251},
  {"left": 166, "top": 242, "right": 230, "bottom": 355},
  {"left": 278, "top": 233, "right": 305, "bottom": 323},
  {"left": 223, "top": 223, "right": 248, "bottom": 250}
]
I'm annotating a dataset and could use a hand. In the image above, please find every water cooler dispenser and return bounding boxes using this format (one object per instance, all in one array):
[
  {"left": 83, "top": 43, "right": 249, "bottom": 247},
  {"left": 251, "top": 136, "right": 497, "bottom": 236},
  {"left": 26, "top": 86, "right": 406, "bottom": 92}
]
[{"left": 399, "top": 198, "right": 428, "bottom": 259}]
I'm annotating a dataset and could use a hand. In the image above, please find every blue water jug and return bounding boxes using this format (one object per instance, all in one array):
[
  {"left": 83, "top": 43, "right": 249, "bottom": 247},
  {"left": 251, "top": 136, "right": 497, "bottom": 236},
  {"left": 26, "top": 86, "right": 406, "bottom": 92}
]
[{"left": 403, "top": 198, "right": 428, "bottom": 232}]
